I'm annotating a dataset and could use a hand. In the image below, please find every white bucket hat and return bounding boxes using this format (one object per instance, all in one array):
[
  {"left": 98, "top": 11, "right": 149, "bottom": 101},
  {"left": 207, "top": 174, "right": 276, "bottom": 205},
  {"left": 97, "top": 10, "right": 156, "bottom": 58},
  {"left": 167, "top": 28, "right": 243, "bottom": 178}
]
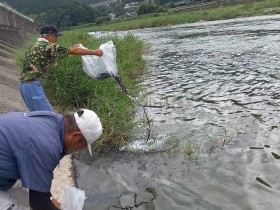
[{"left": 74, "top": 109, "right": 102, "bottom": 156}]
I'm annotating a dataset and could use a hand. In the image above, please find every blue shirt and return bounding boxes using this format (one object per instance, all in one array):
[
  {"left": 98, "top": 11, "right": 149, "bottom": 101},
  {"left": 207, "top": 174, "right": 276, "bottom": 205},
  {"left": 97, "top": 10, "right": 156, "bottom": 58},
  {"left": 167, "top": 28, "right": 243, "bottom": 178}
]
[{"left": 0, "top": 111, "right": 64, "bottom": 192}]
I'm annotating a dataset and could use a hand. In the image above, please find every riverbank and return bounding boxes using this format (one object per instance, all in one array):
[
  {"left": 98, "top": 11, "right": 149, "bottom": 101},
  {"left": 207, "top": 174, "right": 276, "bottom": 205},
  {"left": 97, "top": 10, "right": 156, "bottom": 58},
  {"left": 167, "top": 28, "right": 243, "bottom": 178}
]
[
  {"left": 72, "top": 0, "right": 280, "bottom": 32},
  {"left": 9, "top": 0, "right": 280, "bottom": 204},
  {"left": 15, "top": 33, "right": 147, "bottom": 149}
]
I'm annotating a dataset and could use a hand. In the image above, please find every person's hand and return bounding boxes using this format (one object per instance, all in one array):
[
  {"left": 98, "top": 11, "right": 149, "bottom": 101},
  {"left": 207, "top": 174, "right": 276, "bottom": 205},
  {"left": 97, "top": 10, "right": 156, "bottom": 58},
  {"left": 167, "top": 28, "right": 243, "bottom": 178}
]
[
  {"left": 51, "top": 197, "right": 61, "bottom": 209},
  {"left": 95, "top": 49, "right": 103, "bottom": 56}
]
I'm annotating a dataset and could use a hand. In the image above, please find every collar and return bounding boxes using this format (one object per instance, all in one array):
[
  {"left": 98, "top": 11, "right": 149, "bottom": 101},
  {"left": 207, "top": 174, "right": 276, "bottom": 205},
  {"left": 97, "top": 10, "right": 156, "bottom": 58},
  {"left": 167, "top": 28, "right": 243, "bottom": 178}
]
[{"left": 37, "top": 38, "right": 49, "bottom": 42}]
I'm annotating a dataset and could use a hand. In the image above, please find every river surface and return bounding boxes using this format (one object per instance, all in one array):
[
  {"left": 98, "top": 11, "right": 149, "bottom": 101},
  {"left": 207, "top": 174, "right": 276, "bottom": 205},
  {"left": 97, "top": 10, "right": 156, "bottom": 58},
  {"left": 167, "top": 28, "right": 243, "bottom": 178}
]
[{"left": 74, "top": 14, "right": 280, "bottom": 209}]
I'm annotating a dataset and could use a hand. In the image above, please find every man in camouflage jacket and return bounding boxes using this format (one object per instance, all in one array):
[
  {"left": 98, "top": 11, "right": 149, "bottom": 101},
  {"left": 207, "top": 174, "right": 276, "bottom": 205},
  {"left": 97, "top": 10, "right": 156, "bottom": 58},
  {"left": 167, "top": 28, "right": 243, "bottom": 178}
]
[{"left": 19, "top": 24, "right": 103, "bottom": 111}]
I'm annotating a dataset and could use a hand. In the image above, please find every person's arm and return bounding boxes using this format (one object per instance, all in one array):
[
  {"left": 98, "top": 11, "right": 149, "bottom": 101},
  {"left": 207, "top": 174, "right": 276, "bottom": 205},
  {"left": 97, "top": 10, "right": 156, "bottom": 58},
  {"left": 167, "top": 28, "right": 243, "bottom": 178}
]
[
  {"left": 68, "top": 47, "right": 103, "bottom": 56},
  {"left": 29, "top": 189, "right": 60, "bottom": 210}
]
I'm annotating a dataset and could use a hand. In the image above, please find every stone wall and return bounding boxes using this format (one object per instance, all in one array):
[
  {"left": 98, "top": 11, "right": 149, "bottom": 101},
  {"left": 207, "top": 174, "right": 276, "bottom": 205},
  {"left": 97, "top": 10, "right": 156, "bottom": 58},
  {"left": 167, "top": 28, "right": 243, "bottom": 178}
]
[{"left": 0, "top": 4, "right": 36, "bottom": 32}]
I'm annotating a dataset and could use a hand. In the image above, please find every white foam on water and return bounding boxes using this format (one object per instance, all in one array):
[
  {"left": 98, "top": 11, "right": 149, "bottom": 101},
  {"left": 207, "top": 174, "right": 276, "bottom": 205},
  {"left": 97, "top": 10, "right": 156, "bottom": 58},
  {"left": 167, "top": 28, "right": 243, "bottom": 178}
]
[{"left": 120, "top": 133, "right": 178, "bottom": 152}]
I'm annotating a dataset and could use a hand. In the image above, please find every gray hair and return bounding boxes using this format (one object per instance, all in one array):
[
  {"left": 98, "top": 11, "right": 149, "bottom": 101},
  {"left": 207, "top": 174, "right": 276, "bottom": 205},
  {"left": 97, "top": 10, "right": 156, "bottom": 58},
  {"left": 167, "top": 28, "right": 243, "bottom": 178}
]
[
  {"left": 64, "top": 113, "right": 80, "bottom": 132},
  {"left": 40, "top": 34, "right": 47, "bottom": 38}
]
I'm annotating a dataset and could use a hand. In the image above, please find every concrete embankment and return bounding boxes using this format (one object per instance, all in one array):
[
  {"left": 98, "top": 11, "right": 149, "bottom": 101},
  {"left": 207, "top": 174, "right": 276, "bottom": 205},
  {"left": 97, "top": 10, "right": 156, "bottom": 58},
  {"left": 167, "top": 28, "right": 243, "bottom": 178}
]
[
  {"left": 0, "top": 26, "right": 75, "bottom": 202},
  {"left": 0, "top": 28, "right": 28, "bottom": 113},
  {"left": 0, "top": 3, "right": 35, "bottom": 32},
  {"left": 0, "top": 4, "right": 35, "bottom": 112}
]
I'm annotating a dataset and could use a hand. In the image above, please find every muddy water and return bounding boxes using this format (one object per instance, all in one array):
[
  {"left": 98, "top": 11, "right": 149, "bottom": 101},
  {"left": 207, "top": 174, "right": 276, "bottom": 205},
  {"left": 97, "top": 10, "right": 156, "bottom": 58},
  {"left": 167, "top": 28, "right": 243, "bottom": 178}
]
[{"left": 74, "top": 15, "right": 280, "bottom": 209}]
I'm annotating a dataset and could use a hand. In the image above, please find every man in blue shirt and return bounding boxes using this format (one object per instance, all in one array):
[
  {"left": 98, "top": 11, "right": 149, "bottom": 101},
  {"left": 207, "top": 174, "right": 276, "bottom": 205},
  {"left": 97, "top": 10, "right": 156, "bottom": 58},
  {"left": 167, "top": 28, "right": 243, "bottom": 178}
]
[{"left": 0, "top": 108, "right": 102, "bottom": 210}]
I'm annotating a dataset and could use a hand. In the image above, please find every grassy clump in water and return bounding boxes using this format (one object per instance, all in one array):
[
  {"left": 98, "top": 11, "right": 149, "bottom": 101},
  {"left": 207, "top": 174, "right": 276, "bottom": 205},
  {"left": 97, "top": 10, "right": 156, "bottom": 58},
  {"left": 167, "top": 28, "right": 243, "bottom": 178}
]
[{"left": 15, "top": 32, "right": 146, "bottom": 148}]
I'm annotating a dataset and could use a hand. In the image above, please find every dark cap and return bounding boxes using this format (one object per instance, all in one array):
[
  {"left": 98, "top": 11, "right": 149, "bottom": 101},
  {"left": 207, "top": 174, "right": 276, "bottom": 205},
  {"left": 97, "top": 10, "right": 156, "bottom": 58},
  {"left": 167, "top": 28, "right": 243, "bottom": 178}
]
[{"left": 39, "top": 24, "right": 63, "bottom": 36}]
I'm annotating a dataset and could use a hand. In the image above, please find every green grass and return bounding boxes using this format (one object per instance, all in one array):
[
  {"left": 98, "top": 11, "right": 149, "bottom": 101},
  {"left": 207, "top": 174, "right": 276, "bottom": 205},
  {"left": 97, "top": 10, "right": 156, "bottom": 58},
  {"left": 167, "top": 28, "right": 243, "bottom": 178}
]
[
  {"left": 14, "top": 0, "right": 280, "bottom": 149},
  {"left": 70, "top": 0, "right": 280, "bottom": 32},
  {"left": 15, "top": 32, "right": 146, "bottom": 148}
]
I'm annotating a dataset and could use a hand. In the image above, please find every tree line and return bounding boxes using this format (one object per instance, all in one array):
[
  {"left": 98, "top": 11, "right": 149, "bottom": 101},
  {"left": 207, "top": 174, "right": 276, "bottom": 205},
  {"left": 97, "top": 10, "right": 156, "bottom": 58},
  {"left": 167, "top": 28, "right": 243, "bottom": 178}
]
[{"left": 0, "top": 0, "right": 219, "bottom": 29}]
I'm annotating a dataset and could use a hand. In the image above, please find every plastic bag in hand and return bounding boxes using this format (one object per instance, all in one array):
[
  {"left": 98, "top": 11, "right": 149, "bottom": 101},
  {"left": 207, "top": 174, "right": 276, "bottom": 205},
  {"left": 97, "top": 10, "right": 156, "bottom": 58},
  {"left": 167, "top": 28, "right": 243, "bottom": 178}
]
[
  {"left": 82, "top": 40, "right": 118, "bottom": 80},
  {"left": 61, "top": 185, "right": 86, "bottom": 210}
]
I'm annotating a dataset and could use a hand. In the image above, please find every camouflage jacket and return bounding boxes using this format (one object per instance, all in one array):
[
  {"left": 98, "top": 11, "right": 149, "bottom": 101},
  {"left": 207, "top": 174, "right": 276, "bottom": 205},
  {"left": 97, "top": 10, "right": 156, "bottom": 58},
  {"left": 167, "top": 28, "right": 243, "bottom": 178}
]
[{"left": 20, "top": 38, "right": 69, "bottom": 82}]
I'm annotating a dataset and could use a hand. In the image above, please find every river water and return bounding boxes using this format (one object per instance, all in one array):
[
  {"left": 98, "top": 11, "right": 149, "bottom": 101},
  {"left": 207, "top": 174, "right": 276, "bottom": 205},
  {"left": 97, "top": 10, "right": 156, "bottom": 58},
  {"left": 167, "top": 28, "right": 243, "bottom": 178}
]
[{"left": 74, "top": 14, "right": 280, "bottom": 209}]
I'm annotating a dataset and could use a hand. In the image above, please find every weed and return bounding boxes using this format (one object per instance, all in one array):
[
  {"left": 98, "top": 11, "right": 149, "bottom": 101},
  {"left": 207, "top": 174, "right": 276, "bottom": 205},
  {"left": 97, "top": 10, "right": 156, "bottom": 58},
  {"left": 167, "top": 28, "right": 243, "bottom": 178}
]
[
  {"left": 221, "top": 127, "right": 231, "bottom": 147},
  {"left": 182, "top": 140, "right": 194, "bottom": 157},
  {"left": 15, "top": 33, "right": 146, "bottom": 149},
  {"left": 182, "top": 137, "right": 201, "bottom": 161}
]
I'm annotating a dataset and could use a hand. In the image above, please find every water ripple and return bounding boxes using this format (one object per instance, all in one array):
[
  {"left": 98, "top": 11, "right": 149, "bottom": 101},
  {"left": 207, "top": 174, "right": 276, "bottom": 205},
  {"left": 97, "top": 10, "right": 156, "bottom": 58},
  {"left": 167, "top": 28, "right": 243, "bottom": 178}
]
[{"left": 82, "top": 15, "right": 280, "bottom": 210}]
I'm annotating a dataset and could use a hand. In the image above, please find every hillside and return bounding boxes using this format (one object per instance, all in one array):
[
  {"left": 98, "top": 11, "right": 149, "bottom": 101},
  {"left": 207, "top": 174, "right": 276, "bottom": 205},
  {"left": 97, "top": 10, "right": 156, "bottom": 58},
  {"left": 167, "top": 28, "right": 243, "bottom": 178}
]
[
  {"left": 0, "top": 0, "right": 101, "bottom": 29},
  {"left": 0, "top": 0, "right": 102, "bottom": 14},
  {"left": 0, "top": 0, "right": 194, "bottom": 29},
  {"left": 0, "top": 0, "right": 157, "bottom": 15},
  {"left": 75, "top": 0, "right": 103, "bottom": 4}
]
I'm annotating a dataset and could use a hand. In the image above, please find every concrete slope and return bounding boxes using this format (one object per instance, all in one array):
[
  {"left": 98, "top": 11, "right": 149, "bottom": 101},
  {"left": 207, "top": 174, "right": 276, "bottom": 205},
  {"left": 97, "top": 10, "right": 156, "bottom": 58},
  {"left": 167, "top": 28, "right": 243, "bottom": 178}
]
[
  {"left": 0, "top": 29, "right": 27, "bottom": 113},
  {"left": 0, "top": 83, "right": 26, "bottom": 112}
]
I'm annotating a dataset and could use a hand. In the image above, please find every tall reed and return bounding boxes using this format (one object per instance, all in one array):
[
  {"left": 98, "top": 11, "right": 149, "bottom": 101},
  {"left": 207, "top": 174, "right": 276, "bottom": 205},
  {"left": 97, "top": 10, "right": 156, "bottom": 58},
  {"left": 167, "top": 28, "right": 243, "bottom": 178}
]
[{"left": 15, "top": 32, "right": 146, "bottom": 147}]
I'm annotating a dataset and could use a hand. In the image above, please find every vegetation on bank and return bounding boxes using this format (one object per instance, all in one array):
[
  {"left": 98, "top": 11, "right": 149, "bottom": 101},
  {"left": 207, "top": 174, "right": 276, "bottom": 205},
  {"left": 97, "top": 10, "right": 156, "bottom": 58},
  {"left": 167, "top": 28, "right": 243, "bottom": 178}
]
[
  {"left": 15, "top": 33, "right": 146, "bottom": 149},
  {"left": 2, "top": 0, "right": 280, "bottom": 30},
  {"left": 14, "top": 0, "right": 280, "bottom": 150},
  {"left": 72, "top": 0, "right": 280, "bottom": 32}
]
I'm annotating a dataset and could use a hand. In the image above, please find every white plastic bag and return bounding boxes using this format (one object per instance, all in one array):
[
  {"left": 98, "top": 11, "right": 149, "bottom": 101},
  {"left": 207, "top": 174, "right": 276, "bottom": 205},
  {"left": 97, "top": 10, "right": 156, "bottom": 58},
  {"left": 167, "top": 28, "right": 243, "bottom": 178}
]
[
  {"left": 81, "top": 40, "right": 118, "bottom": 79},
  {"left": 61, "top": 185, "right": 86, "bottom": 210},
  {"left": 0, "top": 181, "right": 30, "bottom": 210},
  {"left": 80, "top": 41, "right": 127, "bottom": 93}
]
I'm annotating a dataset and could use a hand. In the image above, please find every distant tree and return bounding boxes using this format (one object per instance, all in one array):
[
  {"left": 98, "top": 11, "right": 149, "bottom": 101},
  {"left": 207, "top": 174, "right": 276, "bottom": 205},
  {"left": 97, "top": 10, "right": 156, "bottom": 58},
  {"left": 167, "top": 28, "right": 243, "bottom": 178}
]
[
  {"left": 95, "top": 16, "right": 109, "bottom": 25},
  {"left": 138, "top": 3, "right": 158, "bottom": 15},
  {"left": 1, "top": 0, "right": 99, "bottom": 28},
  {"left": 156, "top": 0, "right": 172, "bottom": 5},
  {"left": 33, "top": 12, "right": 49, "bottom": 29},
  {"left": 156, "top": 5, "right": 168, "bottom": 13},
  {"left": 73, "top": 0, "right": 103, "bottom": 3}
]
